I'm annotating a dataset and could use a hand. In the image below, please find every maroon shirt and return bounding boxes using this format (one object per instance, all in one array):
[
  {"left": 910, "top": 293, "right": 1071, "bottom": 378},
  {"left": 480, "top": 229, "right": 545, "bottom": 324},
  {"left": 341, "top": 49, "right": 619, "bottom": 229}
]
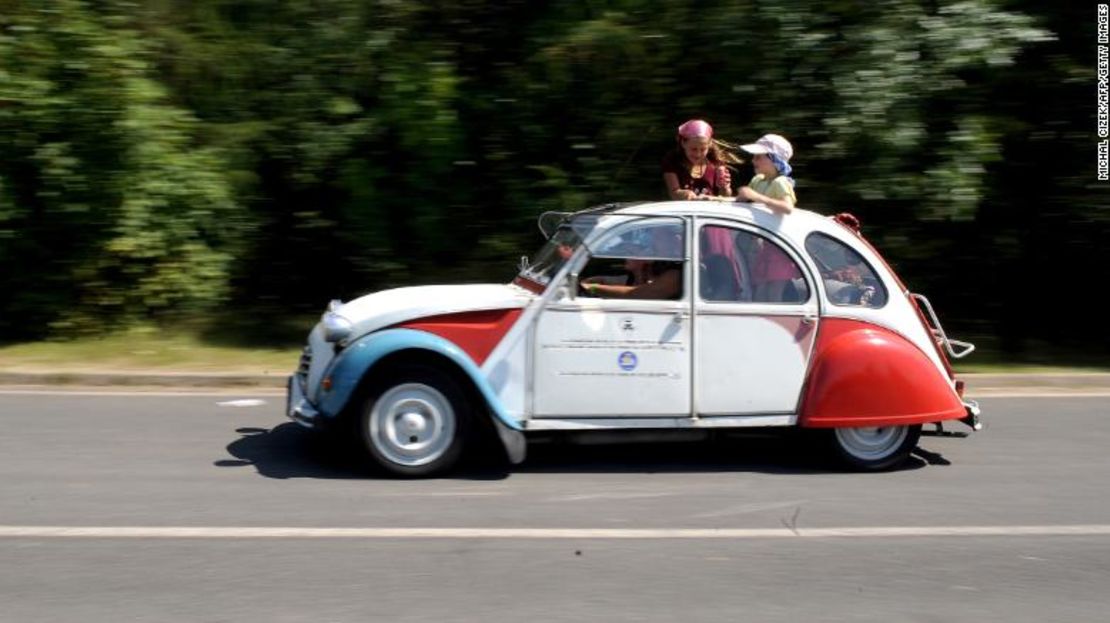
[{"left": 662, "top": 150, "right": 728, "bottom": 196}]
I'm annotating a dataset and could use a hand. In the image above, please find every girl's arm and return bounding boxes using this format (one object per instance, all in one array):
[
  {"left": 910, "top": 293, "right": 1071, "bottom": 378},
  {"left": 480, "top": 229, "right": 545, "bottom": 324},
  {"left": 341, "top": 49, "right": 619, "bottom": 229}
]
[
  {"left": 663, "top": 173, "right": 698, "bottom": 200},
  {"left": 738, "top": 186, "right": 794, "bottom": 214}
]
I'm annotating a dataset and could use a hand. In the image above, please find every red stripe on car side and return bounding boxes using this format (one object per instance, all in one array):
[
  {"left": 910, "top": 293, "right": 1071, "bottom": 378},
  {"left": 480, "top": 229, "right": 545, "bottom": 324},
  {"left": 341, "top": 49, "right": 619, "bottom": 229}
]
[{"left": 397, "top": 309, "right": 524, "bottom": 366}]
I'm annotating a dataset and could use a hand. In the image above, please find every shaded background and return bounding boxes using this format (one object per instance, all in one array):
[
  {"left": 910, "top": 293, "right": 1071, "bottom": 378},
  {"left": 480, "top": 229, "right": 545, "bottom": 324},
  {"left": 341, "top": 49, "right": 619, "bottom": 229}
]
[{"left": 1, "top": 0, "right": 1107, "bottom": 362}]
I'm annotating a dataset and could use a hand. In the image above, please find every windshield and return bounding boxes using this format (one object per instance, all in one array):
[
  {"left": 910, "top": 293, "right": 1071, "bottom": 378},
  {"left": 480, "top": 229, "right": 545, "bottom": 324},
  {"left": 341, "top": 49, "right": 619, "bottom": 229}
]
[{"left": 518, "top": 215, "right": 601, "bottom": 286}]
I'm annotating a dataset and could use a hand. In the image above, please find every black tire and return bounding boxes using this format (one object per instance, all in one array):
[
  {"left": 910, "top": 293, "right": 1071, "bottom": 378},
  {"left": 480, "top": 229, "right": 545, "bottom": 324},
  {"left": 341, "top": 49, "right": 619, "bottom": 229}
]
[
  {"left": 827, "top": 424, "right": 921, "bottom": 471},
  {"left": 358, "top": 364, "right": 471, "bottom": 477}
]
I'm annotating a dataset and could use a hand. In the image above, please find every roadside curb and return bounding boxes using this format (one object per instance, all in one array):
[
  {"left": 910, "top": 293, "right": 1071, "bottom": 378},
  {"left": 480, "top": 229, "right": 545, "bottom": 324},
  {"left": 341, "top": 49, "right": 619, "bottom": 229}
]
[
  {"left": 0, "top": 371, "right": 287, "bottom": 388},
  {"left": 959, "top": 373, "right": 1110, "bottom": 392}
]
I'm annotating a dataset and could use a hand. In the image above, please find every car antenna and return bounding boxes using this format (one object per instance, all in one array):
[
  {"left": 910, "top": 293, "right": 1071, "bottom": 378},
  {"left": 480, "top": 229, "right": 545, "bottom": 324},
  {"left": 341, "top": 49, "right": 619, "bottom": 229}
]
[{"left": 604, "top": 125, "right": 653, "bottom": 203}]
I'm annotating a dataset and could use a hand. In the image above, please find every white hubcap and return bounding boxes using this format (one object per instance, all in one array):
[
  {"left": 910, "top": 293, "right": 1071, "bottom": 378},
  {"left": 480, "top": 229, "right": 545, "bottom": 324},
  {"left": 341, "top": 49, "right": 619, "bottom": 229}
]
[
  {"left": 368, "top": 383, "right": 456, "bottom": 467},
  {"left": 834, "top": 426, "right": 909, "bottom": 461}
]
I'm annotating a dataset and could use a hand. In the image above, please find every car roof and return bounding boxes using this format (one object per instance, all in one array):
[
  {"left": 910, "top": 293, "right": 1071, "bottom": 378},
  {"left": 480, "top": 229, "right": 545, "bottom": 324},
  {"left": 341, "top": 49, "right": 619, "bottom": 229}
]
[{"left": 600, "top": 200, "right": 855, "bottom": 247}]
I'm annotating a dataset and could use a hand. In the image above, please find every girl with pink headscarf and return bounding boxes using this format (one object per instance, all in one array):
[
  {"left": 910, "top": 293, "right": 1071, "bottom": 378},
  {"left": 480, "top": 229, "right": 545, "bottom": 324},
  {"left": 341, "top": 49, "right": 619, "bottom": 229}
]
[
  {"left": 661, "top": 119, "right": 741, "bottom": 200},
  {"left": 663, "top": 119, "right": 744, "bottom": 296}
]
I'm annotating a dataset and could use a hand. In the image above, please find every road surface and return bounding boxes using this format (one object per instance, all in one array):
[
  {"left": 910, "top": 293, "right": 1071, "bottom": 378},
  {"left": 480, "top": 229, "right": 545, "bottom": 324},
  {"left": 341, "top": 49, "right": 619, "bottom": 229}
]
[{"left": 1, "top": 391, "right": 1108, "bottom": 622}]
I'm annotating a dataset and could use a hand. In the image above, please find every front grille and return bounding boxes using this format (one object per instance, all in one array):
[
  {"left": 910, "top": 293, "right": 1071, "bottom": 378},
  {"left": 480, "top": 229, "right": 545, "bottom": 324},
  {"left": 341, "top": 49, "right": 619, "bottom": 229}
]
[{"left": 296, "top": 346, "right": 312, "bottom": 377}]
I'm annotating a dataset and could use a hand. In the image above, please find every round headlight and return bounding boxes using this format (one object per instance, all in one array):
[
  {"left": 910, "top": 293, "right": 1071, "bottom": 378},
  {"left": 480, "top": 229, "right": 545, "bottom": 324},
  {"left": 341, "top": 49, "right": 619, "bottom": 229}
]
[{"left": 322, "top": 312, "right": 353, "bottom": 343}]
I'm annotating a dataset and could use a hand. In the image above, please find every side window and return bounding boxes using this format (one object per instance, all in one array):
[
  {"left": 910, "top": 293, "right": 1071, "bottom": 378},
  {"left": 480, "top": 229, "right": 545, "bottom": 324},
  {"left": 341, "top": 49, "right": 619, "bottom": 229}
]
[
  {"left": 804, "top": 233, "right": 888, "bottom": 308},
  {"left": 699, "top": 225, "right": 809, "bottom": 304},
  {"left": 579, "top": 219, "right": 685, "bottom": 301}
]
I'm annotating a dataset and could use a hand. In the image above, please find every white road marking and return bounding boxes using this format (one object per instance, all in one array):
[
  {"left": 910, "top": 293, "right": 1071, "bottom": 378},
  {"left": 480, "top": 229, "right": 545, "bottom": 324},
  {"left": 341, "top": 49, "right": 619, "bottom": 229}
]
[
  {"left": 216, "top": 399, "right": 268, "bottom": 407},
  {"left": 2, "top": 525, "right": 1110, "bottom": 540},
  {"left": 550, "top": 493, "right": 676, "bottom": 502}
]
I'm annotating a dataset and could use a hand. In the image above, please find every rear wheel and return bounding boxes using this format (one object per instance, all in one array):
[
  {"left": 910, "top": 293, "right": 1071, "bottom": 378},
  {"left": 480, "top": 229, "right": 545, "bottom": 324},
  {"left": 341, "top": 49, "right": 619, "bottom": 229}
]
[
  {"left": 359, "top": 365, "right": 470, "bottom": 477},
  {"left": 829, "top": 424, "right": 921, "bottom": 471}
]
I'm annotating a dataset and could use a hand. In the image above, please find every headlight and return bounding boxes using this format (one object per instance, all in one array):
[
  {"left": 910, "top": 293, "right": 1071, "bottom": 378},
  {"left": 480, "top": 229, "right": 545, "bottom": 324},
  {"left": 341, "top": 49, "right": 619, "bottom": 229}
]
[{"left": 322, "top": 311, "right": 353, "bottom": 344}]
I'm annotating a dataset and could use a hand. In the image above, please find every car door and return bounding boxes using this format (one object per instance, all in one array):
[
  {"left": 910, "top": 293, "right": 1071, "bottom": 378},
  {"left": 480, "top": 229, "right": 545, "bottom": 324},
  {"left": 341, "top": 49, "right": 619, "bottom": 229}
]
[
  {"left": 531, "top": 217, "right": 692, "bottom": 418},
  {"left": 692, "top": 219, "right": 819, "bottom": 418}
]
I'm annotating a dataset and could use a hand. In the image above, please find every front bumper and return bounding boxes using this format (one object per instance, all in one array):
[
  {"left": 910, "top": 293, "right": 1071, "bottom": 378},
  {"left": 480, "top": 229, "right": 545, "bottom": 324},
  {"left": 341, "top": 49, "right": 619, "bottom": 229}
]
[{"left": 286, "top": 374, "right": 320, "bottom": 429}]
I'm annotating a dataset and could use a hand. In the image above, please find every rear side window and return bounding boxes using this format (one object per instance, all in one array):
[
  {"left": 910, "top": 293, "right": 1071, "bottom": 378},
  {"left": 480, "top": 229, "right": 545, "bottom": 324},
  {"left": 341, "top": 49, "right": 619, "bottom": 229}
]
[
  {"left": 804, "top": 233, "right": 888, "bottom": 308},
  {"left": 698, "top": 225, "right": 810, "bottom": 304}
]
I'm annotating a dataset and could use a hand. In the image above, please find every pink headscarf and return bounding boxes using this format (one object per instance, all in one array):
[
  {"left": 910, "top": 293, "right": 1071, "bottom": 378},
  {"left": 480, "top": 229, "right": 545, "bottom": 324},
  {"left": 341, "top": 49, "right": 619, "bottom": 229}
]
[{"left": 677, "top": 119, "right": 713, "bottom": 140}]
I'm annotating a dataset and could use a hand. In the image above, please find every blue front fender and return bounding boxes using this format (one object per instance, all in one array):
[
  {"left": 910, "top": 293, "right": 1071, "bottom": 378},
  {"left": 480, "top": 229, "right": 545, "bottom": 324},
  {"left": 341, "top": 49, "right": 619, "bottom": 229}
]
[{"left": 316, "top": 328, "right": 523, "bottom": 432}]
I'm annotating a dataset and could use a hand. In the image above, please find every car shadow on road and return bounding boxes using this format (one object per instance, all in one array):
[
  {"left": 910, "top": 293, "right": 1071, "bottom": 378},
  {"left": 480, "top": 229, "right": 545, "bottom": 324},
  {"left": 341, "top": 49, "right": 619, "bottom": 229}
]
[
  {"left": 217, "top": 423, "right": 934, "bottom": 479},
  {"left": 517, "top": 433, "right": 930, "bottom": 475},
  {"left": 215, "top": 422, "right": 512, "bottom": 480}
]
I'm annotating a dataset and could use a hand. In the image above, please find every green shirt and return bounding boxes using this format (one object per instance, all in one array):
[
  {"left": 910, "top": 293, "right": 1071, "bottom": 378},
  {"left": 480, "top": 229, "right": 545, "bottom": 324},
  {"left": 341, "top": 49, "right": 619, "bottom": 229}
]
[{"left": 749, "top": 174, "right": 797, "bottom": 205}]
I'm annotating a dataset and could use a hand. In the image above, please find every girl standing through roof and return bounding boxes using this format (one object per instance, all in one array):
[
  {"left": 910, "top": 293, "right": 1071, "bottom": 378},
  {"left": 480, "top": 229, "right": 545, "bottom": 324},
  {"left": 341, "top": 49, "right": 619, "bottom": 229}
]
[
  {"left": 738, "top": 133, "right": 800, "bottom": 302},
  {"left": 661, "top": 119, "right": 741, "bottom": 200},
  {"left": 662, "top": 119, "right": 745, "bottom": 297},
  {"left": 738, "top": 133, "right": 796, "bottom": 213}
]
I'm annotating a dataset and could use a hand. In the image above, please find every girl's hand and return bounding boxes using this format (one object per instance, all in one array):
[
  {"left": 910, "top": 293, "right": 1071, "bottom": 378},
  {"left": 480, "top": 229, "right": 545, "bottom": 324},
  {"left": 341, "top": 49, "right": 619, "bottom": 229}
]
[
  {"left": 738, "top": 186, "right": 760, "bottom": 201},
  {"left": 717, "top": 166, "right": 731, "bottom": 190}
]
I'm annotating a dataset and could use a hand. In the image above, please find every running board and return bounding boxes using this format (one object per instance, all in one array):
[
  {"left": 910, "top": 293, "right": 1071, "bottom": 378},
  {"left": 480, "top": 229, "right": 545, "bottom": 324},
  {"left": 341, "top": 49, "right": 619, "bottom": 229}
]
[{"left": 523, "top": 414, "right": 796, "bottom": 431}]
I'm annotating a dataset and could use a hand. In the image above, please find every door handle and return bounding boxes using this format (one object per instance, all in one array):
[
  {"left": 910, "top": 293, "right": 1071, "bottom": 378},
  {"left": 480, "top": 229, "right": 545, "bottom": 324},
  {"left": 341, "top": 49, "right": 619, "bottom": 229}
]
[
  {"left": 801, "top": 315, "right": 817, "bottom": 325},
  {"left": 673, "top": 311, "right": 690, "bottom": 323}
]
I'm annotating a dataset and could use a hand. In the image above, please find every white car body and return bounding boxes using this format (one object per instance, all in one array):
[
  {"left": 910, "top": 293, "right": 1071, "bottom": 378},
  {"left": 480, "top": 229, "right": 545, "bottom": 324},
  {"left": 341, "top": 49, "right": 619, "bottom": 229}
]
[{"left": 288, "top": 201, "right": 979, "bottom": 475}]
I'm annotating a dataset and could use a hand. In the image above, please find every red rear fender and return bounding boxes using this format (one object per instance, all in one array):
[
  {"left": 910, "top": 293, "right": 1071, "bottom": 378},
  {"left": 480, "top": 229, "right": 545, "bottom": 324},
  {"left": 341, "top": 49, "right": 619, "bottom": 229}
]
[{"left": 800, "top": 319, "right": 964, "bottom": 428}]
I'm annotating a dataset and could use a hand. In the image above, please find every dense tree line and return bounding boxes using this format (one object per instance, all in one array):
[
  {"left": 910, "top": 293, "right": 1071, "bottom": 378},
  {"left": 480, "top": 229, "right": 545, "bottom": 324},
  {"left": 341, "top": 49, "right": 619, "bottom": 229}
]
[{"left": 0, "top": 1, "right": 1106, "bottom": 358}]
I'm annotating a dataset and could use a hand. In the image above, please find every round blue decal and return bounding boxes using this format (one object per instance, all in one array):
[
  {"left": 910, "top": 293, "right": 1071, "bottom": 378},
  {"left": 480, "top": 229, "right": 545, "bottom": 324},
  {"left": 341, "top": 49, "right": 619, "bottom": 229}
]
[{"left": 617, "top": 351, "right": 638, "bottom": 371}]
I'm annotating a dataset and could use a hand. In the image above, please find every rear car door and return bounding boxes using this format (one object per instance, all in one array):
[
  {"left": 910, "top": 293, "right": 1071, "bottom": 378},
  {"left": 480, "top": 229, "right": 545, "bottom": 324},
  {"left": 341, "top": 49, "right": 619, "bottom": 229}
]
[{"left": 692, "top": 219, "right": 819, "bottom": 418}]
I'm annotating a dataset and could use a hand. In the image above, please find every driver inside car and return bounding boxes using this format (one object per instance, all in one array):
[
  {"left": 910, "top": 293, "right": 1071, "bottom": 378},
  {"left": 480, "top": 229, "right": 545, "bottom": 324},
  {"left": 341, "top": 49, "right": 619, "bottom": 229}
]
[{"left": 579, "top": 228, "right": 683, "bottom": 300}]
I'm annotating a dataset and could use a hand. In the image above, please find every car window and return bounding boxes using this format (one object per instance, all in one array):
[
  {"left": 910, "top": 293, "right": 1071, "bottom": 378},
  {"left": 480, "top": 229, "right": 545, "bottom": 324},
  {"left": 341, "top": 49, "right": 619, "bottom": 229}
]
[
  {"left": 578, "top": 218, "right": 685, "bottom": 301},
  {"left": 699, "top": 225, "right": 810, "bottom": 304},
  {"left": 804, "top": 232, "right": 888, "bottom": 308},
  {"left": 592, "top": 219, "right": 684, "bottom": 260}
]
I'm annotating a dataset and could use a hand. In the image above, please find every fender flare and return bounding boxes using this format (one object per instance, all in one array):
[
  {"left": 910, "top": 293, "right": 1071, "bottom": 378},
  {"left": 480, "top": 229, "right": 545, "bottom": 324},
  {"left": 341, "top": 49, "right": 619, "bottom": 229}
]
[
  {"left": 316, "top": 328, "right": 524, "bottom": 435},
  {"left": 799, "top": 322, "right": 965, "bottom": 428}
]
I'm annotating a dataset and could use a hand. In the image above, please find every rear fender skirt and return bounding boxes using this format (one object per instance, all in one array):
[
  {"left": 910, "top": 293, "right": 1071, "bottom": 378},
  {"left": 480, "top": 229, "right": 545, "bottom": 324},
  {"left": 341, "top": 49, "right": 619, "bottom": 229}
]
[
  {"left": 799, "top": 319, "right": 965, "bottom": 428},
  {"left": 316, "top": 328, "right": 523, "bottom": 432}
]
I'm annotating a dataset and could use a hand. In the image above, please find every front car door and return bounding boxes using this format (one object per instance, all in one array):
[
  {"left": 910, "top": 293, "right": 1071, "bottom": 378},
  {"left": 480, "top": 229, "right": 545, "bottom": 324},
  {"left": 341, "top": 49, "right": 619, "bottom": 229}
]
[
  {"left": 692, "top": 219, "right": 819, "bottom": 420},
  {"left": 532, "top": 217, "right": 692, "bottom": 418}
]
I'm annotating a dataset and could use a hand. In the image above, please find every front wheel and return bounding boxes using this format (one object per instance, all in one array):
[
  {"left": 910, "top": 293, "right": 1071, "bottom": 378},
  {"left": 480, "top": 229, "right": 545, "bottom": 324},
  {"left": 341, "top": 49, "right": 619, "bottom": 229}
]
[
  {"left": 828, "top": 424, "right": 921, "bottom": 471},
  {"left": 359, "top": 365, "right": 471, "bottom": 477}
]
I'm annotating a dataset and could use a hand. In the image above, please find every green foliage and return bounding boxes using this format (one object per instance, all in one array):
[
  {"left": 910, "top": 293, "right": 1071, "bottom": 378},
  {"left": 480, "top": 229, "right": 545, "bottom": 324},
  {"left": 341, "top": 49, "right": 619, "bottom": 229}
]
[
  {"left": 0, "top": 0, "right": 242, "bottom": 336},
  {"left": 0, "top": 0, "right": 1102, "bottom": 357}
]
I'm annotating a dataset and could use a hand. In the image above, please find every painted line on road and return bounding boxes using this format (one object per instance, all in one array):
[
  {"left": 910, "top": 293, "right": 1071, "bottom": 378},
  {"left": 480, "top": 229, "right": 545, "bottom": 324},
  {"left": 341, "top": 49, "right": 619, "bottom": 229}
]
[{"left": 3, "top": 525, "right": 1110, "bottom": 540}]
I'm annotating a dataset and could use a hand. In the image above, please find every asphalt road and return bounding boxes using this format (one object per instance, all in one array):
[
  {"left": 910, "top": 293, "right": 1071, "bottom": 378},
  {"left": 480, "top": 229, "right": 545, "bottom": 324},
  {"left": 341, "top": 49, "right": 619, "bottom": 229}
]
[{"left": 1, "top": 391, "right": 1109, "bottom": 622}]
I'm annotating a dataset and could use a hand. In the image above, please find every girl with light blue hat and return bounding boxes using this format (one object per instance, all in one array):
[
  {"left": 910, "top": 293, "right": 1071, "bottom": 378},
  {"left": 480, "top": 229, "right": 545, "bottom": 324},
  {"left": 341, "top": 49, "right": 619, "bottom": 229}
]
[{"left": 737, "top": 133, "right": 796, "bottom": 214}]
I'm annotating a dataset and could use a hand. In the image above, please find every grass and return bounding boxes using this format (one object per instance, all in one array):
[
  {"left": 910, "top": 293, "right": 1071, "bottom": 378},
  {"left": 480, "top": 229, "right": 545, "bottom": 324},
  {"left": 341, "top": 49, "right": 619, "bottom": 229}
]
[
  {"left": 0, "top": 327, "right": 300, "bottom": 375},
  {"left": 0, "top": 327, "right": 1107, "bottom": 376}
]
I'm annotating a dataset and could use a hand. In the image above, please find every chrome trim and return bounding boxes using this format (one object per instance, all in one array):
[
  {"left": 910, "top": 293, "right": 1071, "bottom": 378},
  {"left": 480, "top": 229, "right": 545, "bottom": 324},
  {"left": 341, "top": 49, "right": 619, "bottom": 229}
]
[
  {"left": 961, "top": 399, "right": 983, "bottom": 431},
  {"left": 909, "top": 293, "right": 976, "bottom": 359},
  {"left": 286, "top": 375, "right": 319, "bottom": 429}
]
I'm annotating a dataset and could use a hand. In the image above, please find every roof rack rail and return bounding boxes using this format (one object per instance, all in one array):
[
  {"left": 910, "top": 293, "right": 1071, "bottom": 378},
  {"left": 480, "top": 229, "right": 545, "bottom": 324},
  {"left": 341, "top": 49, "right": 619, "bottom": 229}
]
[{"left": 537, "top": 202, "right": 645, "bottom": 238}]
